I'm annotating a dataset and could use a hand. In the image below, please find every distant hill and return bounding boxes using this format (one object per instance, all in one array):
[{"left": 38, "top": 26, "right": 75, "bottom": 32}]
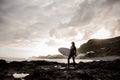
[
  {"left": 78, "top": 36, "right": 120, "bottom": 57},
  {"left": 31, "top": 54, "right": 67, "bottom": 59}
]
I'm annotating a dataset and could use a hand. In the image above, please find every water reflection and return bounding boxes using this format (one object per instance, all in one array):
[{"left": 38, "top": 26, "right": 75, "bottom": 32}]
[{"left": 13, "top": 73, "right": 29, "bottom": 78}]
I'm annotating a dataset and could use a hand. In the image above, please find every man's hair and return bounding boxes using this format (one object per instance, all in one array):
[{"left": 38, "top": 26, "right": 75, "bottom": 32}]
[{"left": 71, "top": 42, "right": 75, "bottom": 45}]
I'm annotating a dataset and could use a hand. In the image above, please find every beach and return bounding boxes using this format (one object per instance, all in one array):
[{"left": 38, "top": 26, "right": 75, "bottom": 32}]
[{"left": 0, "top": 58, "right": 120, "bottom": 80}]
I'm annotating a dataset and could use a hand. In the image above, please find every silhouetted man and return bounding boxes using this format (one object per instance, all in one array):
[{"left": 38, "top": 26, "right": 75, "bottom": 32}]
[{"left": 68, "top": 42, "right": 76, "bottom": 67}]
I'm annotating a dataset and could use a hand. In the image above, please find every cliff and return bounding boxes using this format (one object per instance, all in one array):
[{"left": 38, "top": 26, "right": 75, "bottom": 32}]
[{"left": 78, "top": 36, "right": 120, "bottom": 57}]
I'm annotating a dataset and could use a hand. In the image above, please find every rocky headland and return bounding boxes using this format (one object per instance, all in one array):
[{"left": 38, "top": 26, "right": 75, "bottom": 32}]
[{"left": 78, "top": 36, "right": 120, "bottom": 57}]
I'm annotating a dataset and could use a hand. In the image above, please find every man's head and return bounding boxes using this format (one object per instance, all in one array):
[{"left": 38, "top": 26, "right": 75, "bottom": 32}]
[{"left": 71, "top": 42, "right": 75, "bottom": 46}]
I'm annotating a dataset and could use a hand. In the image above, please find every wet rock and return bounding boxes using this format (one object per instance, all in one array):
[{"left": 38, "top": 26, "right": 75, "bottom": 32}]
[
  {"left": 0, "top": 59, "right": 120, "bottom": 80},
  {"left": 0, "top": 59, "right": 7, "bottom": 70},
  {"left": 30, "top": 60, "right": 59, "bottom": 65},
  {"left": 0, "top": 59, "right": 6, "bottom": 65}
]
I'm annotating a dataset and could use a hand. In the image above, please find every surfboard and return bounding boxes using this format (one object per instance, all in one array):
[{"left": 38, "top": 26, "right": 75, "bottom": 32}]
[{"left": 58, "top": 47, "right": 70, "bottom": 56}]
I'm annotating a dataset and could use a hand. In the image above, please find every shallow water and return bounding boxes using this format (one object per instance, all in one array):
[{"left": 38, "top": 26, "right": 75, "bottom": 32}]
[
  {"left": 28, "top": 56, "right": 120, "bottom": 63},
  {"left": 13, "top": 73, "right": 29, "bottom": 79},
  {"left": 28, "top": 58, "right": 94, "bottom": 63},
  {"left": 1, "top": 56, "right": 120, "bottom": 63}
]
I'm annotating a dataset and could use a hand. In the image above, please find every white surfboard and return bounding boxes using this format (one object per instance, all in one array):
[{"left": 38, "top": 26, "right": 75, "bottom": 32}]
[{"left": 58, "top": 47, "right": 70, "bottom": 56}]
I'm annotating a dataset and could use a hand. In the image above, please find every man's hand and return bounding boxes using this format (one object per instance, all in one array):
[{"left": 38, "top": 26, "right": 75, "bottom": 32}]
[{"left": 74, "top": 54, "right": 77, "bottom": 57}]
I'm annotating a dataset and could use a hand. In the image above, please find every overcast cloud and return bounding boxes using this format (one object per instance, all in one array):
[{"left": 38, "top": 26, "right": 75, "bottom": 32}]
[
  {"left": 0, "top": 0, "right": 80, "bottom": 46},
  {"left": 0, "top": 0, "right": 120, "bottom": 57},
  {"left": 54, "top": 0, "right": 120, "bottom": 39}
]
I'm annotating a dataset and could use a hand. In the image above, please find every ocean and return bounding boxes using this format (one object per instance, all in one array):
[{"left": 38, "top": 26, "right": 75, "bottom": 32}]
[{"left": 0, "top": 56, "right": 120, "bottom": 63}]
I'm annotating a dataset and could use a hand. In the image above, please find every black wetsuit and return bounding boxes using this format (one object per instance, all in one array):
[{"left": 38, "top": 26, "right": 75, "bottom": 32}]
[{"left": 68, "top": 45, "right": 76, "bottom": 67}]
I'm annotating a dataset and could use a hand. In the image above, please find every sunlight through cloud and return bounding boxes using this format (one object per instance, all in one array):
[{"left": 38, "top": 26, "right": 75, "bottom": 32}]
[{"left": 91, "top": 27, "right": 111, "bottom": 39}]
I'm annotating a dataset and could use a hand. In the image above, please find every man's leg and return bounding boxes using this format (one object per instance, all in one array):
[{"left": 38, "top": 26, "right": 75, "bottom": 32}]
[
  {"left": 72, "top": 56, "right": 76, "bottom": 67},
  {"left": 68, "top": 56, "right": 71, "bottom": 67}
]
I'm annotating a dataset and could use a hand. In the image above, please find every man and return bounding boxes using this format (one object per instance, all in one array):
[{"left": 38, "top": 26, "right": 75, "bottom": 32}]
[{"left": 68, "top": 42, "right": 77, "bottom": 67}]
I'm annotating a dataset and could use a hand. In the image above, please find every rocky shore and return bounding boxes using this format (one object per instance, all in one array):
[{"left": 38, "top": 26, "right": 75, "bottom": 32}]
[{"left": 0, "top": 59, "right": 120, "bottom": 80}]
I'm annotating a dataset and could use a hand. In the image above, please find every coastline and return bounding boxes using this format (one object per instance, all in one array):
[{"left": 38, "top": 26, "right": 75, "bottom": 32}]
[
  {"left": 1, "top": 56, "right": 120, "bottom": 63},
  {"left": 0, "top": 58, "right": 120, "bottom": 80}
]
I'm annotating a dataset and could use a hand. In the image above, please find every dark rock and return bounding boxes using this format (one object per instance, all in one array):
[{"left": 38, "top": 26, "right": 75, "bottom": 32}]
[
  {"left": 0, "top": 59, "right": 119, "bottom": 80},
  {"left": 0, "top": 59, "right": 6, "bottom": 65},
  {"left": 30, "top": 60, "right": 59, "bottom": 65},
  {"left": 14, "top": 78, "right": 21, "bottom": 80}
]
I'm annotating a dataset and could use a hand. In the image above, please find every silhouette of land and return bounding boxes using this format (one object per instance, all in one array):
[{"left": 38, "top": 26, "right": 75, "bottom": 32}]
[
  {"left": 31, "top": 54, "right": 67, "bottom": 59},
  {"left": 78, "top": 36, "right": 120, "bottom": 57}
]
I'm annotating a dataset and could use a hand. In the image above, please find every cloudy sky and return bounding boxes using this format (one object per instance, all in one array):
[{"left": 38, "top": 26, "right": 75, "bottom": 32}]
[{"left": 0, "top": 0, "right": 120, "bottom": 58}]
